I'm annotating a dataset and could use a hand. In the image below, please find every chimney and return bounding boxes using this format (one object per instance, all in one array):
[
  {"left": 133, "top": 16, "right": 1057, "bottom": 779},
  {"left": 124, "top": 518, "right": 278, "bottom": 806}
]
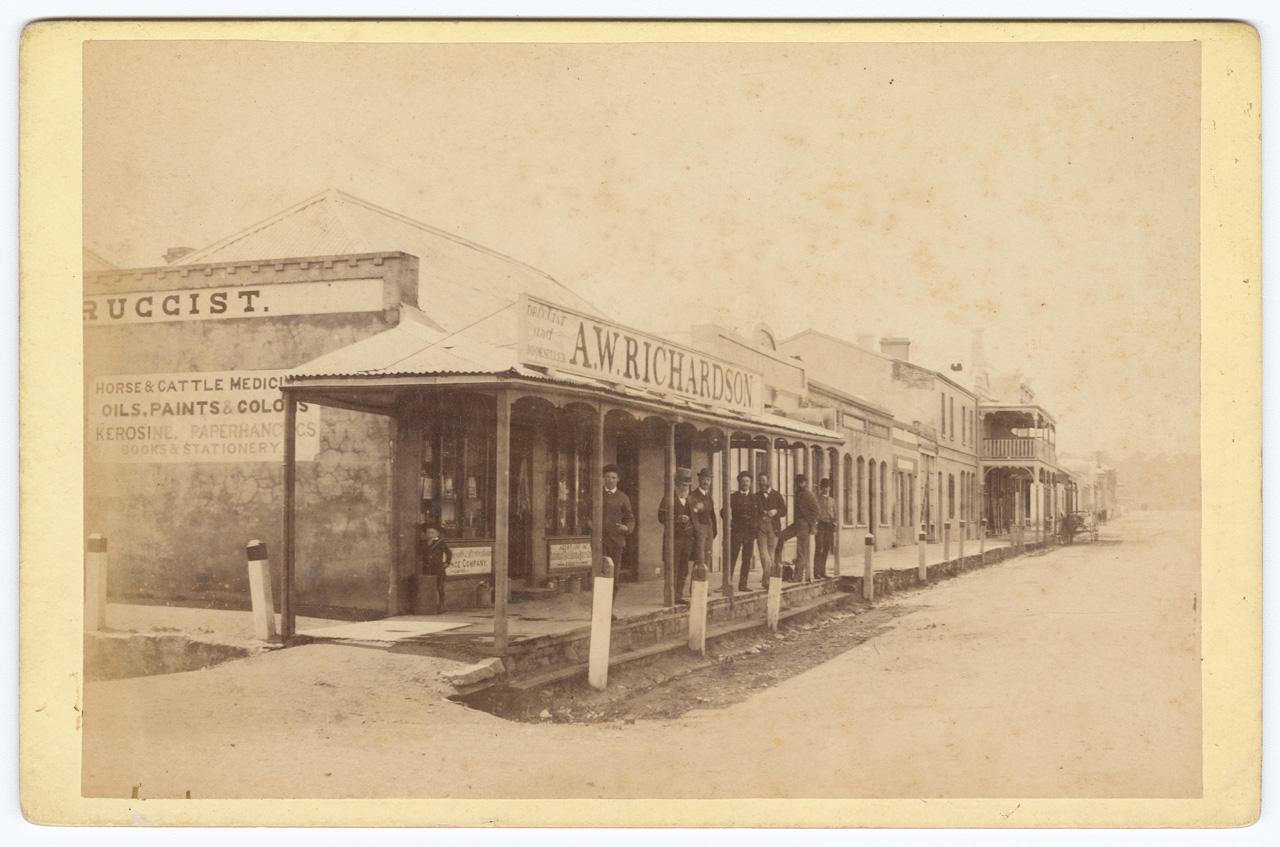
[
  {"left": 855, "top": 333, "right": 875, "bottom": 350},
  {"left": 879, "top": 337, "right": 911, "bottom": 361},
  {"left": 163, "top": 246, "right": 195, "bottom": 264},
  {"left": 971, "top": 328, "right": 987, "bottom": 370}
]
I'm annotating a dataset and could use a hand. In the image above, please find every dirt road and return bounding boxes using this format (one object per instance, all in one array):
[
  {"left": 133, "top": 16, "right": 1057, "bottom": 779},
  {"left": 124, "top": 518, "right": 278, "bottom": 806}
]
[{"left": 82, "top": 512, "right": 1200, "bottom": 800}]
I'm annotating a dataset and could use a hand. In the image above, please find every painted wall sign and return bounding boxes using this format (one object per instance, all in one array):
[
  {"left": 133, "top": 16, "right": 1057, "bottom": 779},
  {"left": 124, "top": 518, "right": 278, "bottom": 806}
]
[
  {"left": 447, "top": 544, "right": 493, "bottom": 578},
  {"left": 896, "top": 457, "right": 918, "bottom": 473},
  {"left": 518, "top": 295, "right": 764, "bottom": 413},
  {"left": 87, "top": 369, "right": 321, "bottom": 463},
  {"left": 83, "top": 278, "right": 385, "bottom": 326},
  {"left": 548, "top": 538, "right": 592, "bottom": 572}
]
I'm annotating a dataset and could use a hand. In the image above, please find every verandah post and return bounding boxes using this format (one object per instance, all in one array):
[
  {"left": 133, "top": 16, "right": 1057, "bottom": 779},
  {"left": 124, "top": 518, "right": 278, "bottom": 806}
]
[
  {"left": 721, "top": 432, "right": 733, "bottom": 603},
  {"left": 664, "top": 420, "right": 676, "bottom": 607},
  {"left": 493, "top": 389, "right": 511, "bottom": 653},
  {"left": 281, "top": 391, "right": 297, "bottom": 643}
]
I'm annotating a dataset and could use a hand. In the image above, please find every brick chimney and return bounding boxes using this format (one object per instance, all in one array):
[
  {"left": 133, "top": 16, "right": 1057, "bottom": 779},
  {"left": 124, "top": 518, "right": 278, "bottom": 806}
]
[{"left": 879, "top": 337, "right": 911, "bottom": 361}]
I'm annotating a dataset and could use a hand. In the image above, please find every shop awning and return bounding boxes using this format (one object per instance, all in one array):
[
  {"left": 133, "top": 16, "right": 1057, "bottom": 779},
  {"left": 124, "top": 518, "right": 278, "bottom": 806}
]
[{"left": 286, "top": 305, "right": 842, "bottom": 443}]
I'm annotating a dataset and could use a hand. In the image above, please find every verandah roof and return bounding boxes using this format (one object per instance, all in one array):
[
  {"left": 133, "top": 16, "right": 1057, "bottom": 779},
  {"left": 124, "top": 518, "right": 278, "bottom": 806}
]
[{"left": 286, "top": 305, "right": 842, "bottom": 444}]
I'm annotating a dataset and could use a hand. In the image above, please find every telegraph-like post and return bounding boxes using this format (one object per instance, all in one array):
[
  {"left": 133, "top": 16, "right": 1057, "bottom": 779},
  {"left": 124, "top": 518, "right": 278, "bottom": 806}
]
[{"left": 588, "top": 556, "right": 615, "bottom": 689}]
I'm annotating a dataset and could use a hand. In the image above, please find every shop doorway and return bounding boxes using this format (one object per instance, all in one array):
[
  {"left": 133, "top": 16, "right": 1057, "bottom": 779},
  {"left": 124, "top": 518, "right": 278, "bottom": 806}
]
[
  {"left": 508, "top": 419, "right": 535, "bottom": 582},
  {"left": 615, "top": 435, "right": 641, "bottom": 583}
]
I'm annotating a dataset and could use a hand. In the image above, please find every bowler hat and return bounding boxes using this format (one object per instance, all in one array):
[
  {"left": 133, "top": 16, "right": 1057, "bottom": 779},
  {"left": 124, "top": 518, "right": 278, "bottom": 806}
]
[
  {"left": 697, "top": 467, "right": 713, "bottom": 480},
  {"left": 737, "top": 470, "right": 753, "bottom": 482},
  {"left": 675, "top": 467, "right": 692, "bottom": 484},
  {"left": 602, "top": 463, "right": 620, "bottom": 475}
]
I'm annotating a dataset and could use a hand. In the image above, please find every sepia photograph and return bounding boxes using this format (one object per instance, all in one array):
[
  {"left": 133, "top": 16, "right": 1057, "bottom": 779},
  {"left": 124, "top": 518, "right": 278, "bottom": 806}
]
[{"left": 16, "top": 18, "right": 1262, "bottom": 829}]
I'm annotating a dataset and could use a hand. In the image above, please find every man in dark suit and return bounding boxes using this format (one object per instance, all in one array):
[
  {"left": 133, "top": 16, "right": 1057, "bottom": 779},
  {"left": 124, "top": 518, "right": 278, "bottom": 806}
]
[
  {"left": 755, "top": 472, "right": 787, "bottom": 589},
  {"left": 658, "top": 467, "right": 695, "bottom": 602},
  {"left": 601, "top": 464, "right": 634, "bottom": 599},
  {"left": 688, "top": 467, "right": 717, "bottom": 572},
  {"left": 814, "top": 477, "right": 838, "bottom": 579},
  {"left": 776, "top": 474, "right": 820, "bottom": 582},
  {"left": 725, "top": 471, "right": 762, "bottom": 591}
]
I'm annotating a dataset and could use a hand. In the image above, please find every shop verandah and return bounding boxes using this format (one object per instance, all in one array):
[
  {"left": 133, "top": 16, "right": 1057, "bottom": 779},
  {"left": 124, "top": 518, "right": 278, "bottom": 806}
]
[{"left": 276, "top": 372, "right": 843, "bottom": 654}]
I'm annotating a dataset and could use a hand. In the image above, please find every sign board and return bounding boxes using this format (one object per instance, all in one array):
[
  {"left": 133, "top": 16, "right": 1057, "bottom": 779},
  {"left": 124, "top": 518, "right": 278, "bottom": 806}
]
[
  {"left": 518, "top": 295, "right": 763, "bottom": 413},
  {"left": 83, "top": 278, "right": 385, "bottom": 326},
  {"left": 896, "top": 457, "right": 918, "bottom": 473},
  {"left": 87, "top": 369, "right": 321, "bottom": 463},
  {"left": 548, "top": 538, "right": 592, "bottom": 572},
  {"left": 448, "top": 544, "right": 493, "bottom": 578}
]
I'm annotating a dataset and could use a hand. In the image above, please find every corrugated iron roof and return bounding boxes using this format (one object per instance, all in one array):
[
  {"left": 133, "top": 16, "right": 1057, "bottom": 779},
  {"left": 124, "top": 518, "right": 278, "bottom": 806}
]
[{"left": 287, "top": 307, "right": 839, "bottom": 441}]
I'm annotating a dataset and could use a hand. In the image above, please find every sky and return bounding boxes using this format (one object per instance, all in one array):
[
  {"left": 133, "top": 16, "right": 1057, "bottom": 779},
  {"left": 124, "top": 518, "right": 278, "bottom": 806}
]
[{"left": 82, "top": 39, "right": 1201, "bottom": 459}]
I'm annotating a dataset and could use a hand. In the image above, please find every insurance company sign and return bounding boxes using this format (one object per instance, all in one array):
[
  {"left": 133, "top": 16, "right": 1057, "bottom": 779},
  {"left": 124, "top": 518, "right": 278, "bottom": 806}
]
[
  {"left": 517, "top": 295, "right": 763, "bottom": 413},
  {"left": 88, "top": 369, "right": 321, "bottom": 463}
]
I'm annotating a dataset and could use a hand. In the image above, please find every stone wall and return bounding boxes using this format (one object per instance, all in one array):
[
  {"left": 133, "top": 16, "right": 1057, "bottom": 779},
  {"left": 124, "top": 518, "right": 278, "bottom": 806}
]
[
  {"left": 83, "top": 253, "right": 418, "bottom": 614},
  {"left": 502, "top": 578, "right": 840, "bottom": 680}
]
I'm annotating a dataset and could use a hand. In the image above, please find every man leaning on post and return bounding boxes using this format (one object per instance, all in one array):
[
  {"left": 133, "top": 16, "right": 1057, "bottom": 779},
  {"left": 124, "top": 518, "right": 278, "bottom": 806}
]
[
  {"left": 775, "top": 474, "right": 820, "bottom": 582},
  {"left": 688, "top": 467, "right": 718, "bottom": 574}
]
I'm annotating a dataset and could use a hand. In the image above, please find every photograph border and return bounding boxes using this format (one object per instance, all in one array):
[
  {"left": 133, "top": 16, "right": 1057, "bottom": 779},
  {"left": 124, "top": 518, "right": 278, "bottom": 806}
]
[{"left": 18, "top": 18, "right": 1261, "bottom": 827}]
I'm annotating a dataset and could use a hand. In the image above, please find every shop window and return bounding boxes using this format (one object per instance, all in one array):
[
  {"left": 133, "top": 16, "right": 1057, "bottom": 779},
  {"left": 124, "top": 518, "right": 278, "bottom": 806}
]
[
  {"left": 879, "top": 462, "right": 888, "bottom": 525},
  {"left": 843, "top": 454, "right": 854, "bottom": 524},
  {"left": 545, "top": 411, "right": 593, "bottom": 537},
  {"left": 419, "top": 394, "right": 496, "bottom": 540},
  {"left": 909, "top": 473, "right": 916, "bottom": 529}
]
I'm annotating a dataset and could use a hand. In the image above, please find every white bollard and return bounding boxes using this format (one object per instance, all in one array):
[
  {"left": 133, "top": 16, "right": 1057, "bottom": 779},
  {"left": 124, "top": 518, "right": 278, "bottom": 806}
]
[
  {"left": 766, "top": 561, "right": 782, "bottom": 631},
  {"left": 943, "top": 520, "right": 951, "bottom": 562},
  {"left": 85, "top": 534, "right": 108, "bottom": 632},
  {"left": 245, "top": 540, "right": 277, "bottom": 642},
  {"left": 958, "top": 520, "right": 966, "bottom": 567},
  {"left": 588, "top": 557, "right": 615, "bottom": 690},
  {"left": 688, "top": 562, "right": 708, "bottom": 655},
  {"left": 862, "top": 534, "right": 875, "bottom": 601},
  {"left": 917, "top": 529, "right": 927, "bottom": 583}
]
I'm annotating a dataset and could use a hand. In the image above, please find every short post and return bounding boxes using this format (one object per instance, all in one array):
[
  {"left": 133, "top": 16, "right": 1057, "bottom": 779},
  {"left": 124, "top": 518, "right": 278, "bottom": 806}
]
[
  {"left": 862, "top": 534, "right": 875, "bottom": 601},
  {"left": 245, "top": 540, "right": 277, "bottom": 642},
  {"left": 917, "top": 529, "right": 927, "bottom": 583},
  {"left": 943, "top": 520, "right": 952, "bottom": 562},
  {"left": 958, "top": 520, "right": 966, "bottom": 567},
  {"left": 588, "top": 556, "right": 615, "bottom": 690},
  {"left": 85, "top": 534, "right": 108, "bottom": 632},
  {"left": 688, "top": 562, "right": 709, "bottom": 655},
  {"left": 766, "top": 560, "right": 782, "bottom": 631},
  {"left": 979, "top": 518, "right": 987, "bottom": 560}
]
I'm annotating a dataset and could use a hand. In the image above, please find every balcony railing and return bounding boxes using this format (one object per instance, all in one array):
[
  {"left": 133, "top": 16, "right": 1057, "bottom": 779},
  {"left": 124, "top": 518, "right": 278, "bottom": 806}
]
[{"left": 983, "top": 438, "right": 1054, "bottom": 462}]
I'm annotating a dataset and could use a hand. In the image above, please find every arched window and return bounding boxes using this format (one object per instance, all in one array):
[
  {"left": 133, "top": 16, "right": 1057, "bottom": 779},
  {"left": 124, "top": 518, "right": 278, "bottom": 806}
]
[
  {"left": 867, "top": 460, "right": 876, "bottom": 527},
  {"left": 856, "top": 457, "right": 865, "bottom": 524},
  {"left": 842, "top": 454, "right": 854, "bottom": 524},
  {"left": 879, "top": 462, "right": 888, "bottom": 524}
]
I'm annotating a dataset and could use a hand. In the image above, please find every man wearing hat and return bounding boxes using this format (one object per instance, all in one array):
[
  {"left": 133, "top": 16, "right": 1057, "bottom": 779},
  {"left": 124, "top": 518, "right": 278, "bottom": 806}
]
[
  {"left": 754, "top": 471, "right": 787, "bottom": 589},
  {"left": 726, "top": 470, "right": 762, "bottom": 592},
  {"left": 688, "top": 467, "right": 718, "bottom": 572},
  {"left": 658, "top": 467, "right": 695, "bottom": 602},
  {"left": 775, "top": 473, "right": 820, "bottom": 582},
  {"left": 416, "top": 523, "right": 452, "bottom": 614},
  {"left": 601, "top": 464, "right": 635, "bottom": 598}
]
